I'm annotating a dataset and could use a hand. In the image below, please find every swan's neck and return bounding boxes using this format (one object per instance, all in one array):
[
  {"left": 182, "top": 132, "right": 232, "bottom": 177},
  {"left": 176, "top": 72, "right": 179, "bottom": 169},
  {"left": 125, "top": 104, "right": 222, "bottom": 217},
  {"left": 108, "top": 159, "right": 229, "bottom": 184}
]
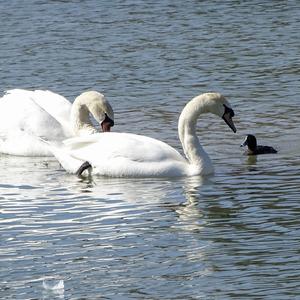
[
  {"left": 178, "top": 97, "right": 213, "bottom": 173},
  {"left": 70, "top": 102, "right": 96, "bottom": 136}
]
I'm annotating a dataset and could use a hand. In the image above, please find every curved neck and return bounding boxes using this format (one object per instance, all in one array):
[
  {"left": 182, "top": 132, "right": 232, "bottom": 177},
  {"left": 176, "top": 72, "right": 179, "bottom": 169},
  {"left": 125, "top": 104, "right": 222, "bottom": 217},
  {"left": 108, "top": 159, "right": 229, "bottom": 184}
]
[
  {"left": 178, "top": 96, "right": 213, "bottom": 171},
  {"left": 70, "top": 100, "right": 96, "bottom": 136}
]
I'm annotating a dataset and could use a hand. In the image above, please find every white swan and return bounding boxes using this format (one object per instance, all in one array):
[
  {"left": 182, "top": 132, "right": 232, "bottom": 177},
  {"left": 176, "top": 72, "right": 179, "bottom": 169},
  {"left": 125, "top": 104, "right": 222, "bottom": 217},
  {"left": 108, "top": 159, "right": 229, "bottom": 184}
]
[
  {"left": 0, "top": 89, "right": 114, "bottom": 156},
  {"left": 49, "top": 92, "right": 236, "bottom": 177}
]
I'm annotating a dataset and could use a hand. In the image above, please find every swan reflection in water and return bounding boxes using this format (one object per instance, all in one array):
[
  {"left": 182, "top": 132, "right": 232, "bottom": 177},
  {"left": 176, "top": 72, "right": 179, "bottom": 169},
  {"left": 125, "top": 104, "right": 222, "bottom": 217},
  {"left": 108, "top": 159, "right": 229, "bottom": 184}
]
[{"left": 76, "top": 175, "right": 208, "bottom": 232}]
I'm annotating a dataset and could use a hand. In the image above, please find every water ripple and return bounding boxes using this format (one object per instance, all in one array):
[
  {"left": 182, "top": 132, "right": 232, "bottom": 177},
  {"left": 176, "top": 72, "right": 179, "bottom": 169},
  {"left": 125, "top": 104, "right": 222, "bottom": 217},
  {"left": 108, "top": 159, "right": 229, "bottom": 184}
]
[{"left": 1, "top": 0, "right": 300, "bottom": 299}]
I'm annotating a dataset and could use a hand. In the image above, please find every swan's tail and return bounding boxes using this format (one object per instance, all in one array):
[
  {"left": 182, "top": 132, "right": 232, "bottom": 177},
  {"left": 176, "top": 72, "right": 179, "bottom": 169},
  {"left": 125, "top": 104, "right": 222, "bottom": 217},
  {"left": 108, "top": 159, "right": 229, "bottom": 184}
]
[
  {"left": 48, "top": 143, "right": 86, "bottom": 174},
  {"left": 37, "top": 136, "right": 86, "bottom": 174}
]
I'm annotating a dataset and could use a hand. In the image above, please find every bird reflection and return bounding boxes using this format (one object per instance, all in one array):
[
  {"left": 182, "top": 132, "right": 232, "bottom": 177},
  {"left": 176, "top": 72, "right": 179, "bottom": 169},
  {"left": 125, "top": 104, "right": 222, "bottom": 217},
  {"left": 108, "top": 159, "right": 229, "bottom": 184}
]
[
  {"left": 173, "top": 176, "right": 207, "bottom": 232},
  {"left": 245, "top": 155, "right": 258, "bottom": 172},
  {"left": 70, "top": 174, "right": 211, "bottom": 234},
  {"left": 246, "top": 155, "right": 257, "bottom": 165}
]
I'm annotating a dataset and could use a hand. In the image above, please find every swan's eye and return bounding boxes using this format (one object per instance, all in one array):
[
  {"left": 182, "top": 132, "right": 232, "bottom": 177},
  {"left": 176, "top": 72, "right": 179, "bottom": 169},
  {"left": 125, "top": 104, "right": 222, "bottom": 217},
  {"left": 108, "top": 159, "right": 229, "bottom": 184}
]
[{"left": 223, "top": 104, "right": 234, "bottom": 118}]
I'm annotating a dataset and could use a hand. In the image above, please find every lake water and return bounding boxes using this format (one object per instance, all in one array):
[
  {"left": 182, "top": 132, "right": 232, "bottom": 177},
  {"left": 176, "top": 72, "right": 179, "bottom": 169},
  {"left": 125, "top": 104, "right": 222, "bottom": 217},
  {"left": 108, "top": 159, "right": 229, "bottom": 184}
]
[{"left": 0, "top": 0, "right": 300, "bottom": 299}]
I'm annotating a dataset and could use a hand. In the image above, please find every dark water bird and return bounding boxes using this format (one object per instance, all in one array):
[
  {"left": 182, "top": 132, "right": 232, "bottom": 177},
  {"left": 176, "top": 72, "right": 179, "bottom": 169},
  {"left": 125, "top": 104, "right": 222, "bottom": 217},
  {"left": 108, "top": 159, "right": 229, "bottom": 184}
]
[{"left": 241, "top": 134, "right": 277, "bottom": 155}]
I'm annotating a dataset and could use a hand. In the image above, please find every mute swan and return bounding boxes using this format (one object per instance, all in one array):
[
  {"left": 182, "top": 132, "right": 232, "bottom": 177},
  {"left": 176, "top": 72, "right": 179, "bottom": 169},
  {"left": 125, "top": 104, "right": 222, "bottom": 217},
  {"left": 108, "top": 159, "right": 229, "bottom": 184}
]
[
  {"left": 241, "top": 134, "right": 277, "bottom": 155},
  {"left": 49, "top": 92, "right": 236, "bottom": 178},
  {"left": 0, "top": 89, "right": 114, "bottom": 156}
]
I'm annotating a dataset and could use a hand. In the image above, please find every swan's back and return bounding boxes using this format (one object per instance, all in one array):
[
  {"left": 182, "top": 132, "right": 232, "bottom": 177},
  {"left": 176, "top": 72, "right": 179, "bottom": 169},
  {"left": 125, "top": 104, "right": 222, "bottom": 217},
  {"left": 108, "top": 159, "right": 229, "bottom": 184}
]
[{"left": 65, "top": 132, "right": 184, "bottom": 162}]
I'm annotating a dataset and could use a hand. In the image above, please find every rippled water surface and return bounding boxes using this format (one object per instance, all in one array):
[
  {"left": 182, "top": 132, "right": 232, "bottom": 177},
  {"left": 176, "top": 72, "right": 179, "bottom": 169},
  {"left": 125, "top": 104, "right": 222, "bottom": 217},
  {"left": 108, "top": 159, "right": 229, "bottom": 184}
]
[{"left": 0, "top": 1, "right": 300, "bottom": 299}]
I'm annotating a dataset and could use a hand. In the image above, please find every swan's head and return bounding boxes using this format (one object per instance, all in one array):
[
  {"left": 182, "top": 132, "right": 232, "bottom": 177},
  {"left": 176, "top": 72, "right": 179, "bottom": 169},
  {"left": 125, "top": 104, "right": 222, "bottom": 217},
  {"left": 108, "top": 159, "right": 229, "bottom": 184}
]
[
  {"left": 203, "top": 93, "right": 236, "bottom": 133},
  {"left": 75, "top": 91, "right": 114, "bottom": 132}
]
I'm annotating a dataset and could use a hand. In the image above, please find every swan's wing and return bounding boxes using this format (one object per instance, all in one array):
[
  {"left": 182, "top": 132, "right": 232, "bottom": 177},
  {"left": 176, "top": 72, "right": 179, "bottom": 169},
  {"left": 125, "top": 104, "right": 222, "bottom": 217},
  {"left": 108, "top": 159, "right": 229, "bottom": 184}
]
[
  {"left": 63, "top": 132, "right": 185, "bottom": 164},
  {"left": 0, "top": 89, "right": 69, "bottom": 140},
  {"left": 26, "top": 90, "right": 73, "bottom": 136}
]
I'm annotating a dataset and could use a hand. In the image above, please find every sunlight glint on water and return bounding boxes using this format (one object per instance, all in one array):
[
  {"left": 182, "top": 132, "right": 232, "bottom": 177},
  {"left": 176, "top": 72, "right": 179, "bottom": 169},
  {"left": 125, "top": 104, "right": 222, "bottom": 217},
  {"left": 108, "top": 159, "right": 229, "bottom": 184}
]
[{"left": 0, "top": 1, "right": 299, "bottom": 299}]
